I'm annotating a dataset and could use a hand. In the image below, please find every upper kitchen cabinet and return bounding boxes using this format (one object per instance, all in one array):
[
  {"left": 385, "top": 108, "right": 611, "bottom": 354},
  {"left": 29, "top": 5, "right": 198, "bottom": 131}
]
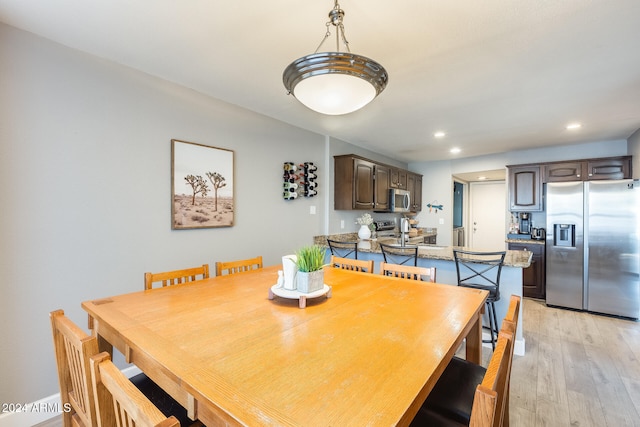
[
  {"left": 587, "top": 157, "right": 631, "bottom": 180},
  {"left": 334, "top": 155, "right": 421, "bottom": 211},
  {"left": 390, "top": 168, "right": 407, "bottom": 189},
  {"left": 334, "top": 155, "right": 390, "bottom": 210},
  {"left": 545, "top": 161, "right": 586, "bottom": 182},
  {"left": 407, "top": 173, "right": 422, "bottom": 212},
  {"left": 373, "top": 164, "right": 391, "bottom": 210},
  {"left": 545, "top": 156, "right": 631, "bottom": 182},
  {"left": 507, "top": 165, "right": 543, "bottom": 211}
]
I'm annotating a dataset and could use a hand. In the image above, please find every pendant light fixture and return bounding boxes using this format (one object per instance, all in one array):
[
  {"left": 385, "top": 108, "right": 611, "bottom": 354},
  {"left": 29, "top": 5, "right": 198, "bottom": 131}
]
[{"left": 283, "top": 1, "right": 388, "bottom": 115}]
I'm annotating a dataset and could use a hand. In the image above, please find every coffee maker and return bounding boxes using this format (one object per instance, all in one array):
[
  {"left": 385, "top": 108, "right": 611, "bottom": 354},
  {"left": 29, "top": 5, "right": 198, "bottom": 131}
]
[{"left": 518, "top": 212, "right": 531, "bottom": 235}]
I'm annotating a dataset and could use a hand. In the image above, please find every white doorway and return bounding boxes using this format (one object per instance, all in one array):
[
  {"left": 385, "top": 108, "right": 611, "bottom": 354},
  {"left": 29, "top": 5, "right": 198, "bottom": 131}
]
[{"left": 469, "top": 181, "right": 506, "bottom": 251}]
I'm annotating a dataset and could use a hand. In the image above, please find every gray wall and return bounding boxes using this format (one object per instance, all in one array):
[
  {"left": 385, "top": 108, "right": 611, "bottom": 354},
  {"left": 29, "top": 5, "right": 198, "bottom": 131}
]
[{"left": 0, "top": 23, "right": 328, "bottom": 404}]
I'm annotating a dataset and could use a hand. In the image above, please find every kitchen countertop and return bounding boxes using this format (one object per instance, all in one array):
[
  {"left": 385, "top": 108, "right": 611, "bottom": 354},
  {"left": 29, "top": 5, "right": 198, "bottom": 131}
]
[
  {"left": 505, "top": 238, "right": 545, "bottom": 245},
  {"left": 315, "top": 233, "right": 533, "bottom": 268}
]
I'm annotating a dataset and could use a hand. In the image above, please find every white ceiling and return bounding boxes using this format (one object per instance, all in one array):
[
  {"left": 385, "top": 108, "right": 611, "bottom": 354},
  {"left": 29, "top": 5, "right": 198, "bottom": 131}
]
[{"left": 2, "top": 0, "right": 640, "bottom": 163}]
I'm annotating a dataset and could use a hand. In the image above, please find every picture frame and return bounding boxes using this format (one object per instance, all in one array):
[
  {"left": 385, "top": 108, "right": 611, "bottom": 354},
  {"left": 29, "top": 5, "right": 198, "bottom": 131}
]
[{"left": 171, "top": 139, "right": 234, "bottom": 229}]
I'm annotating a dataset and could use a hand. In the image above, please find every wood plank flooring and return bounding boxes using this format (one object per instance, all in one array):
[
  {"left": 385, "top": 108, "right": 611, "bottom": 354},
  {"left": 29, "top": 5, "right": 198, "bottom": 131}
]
[
  {"left": 509, "top": 298, "right": 640, "bottom": 427},
  {"left": 37, "top": 298, "right": 640, "bottom": 427}
]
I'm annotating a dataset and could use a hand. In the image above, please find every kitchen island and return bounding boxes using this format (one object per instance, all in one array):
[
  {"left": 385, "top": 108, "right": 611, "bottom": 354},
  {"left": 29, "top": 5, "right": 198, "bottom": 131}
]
[{"left": 314, "top": 233, "right": 531, "bottom": 355}]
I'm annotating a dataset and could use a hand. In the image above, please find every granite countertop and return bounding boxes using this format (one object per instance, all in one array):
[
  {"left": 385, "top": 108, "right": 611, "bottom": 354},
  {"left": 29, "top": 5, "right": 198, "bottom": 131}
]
[
  {"left": 505, "top": 238, "right": 545, "bottom": 245},
  {"left": 314, "top": 233, "right": 533, "bottom": 268}
]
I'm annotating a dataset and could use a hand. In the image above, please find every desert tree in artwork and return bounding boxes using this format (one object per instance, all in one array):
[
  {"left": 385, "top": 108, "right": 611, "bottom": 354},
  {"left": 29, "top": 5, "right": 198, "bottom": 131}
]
[
  {"left": 185, "top": 174, "right": 209, "bottom": 205},
  {"left": 172, "top": 139, "right": 234, "bottom": 229},
  {"left": 206, "top": 171, "right": 226, "bottom": 212}
]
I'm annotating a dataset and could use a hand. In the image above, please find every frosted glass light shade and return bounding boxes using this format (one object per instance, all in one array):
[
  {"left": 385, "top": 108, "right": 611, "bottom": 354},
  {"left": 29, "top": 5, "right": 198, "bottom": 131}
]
[{"left": 295, "top": 73, "right": 376, "bottom": 115}]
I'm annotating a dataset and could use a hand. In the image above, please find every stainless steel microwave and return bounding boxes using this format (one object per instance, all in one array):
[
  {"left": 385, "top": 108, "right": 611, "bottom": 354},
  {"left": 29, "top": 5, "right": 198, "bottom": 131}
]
[{"left": 389, "top": 189, "right": 411, "bottom": 212}]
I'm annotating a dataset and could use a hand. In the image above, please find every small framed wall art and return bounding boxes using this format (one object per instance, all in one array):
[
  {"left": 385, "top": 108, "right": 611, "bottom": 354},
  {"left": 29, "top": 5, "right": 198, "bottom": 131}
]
[{"left": 171, "top": 139, "right": 234, "bottom": 229}]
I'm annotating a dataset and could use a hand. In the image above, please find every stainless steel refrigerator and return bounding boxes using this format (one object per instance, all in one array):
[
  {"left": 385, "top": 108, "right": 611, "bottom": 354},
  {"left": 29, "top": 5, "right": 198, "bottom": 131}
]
[{"left": 546, "top": 180, "right": 640, "bottom": 319}]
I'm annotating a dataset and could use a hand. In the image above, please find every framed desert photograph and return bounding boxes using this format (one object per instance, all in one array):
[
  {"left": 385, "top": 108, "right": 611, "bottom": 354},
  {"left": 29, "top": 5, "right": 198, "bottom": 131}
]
[{"left": 171, "top": 139, "right": 234, "bottom": 229}]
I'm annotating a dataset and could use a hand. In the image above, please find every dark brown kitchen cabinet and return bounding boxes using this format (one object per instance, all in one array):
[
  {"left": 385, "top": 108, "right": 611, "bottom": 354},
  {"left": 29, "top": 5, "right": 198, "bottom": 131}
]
[
  {"left": 373, "top": 164, "right": 390, "bottom": 210},
  {"left": 545, "top": 161, "right": 585, "bottom": 182},
  {"left": 545, "top": 156, "right": 631, "bottom": 182},
  {"left": 334, "top": 155, "right": 390, "bottom": 210},
  {"left": 587, "top": 157, "right": 631, "bottom": 180},
  {"left": 352, "top": 158, "right": 375, "bottom": 209},
  {"left": 508, "top": 242, "right": 546, "bottom": 300},
  {"left": 507, "top": 165, "right": 543, "bottom": 211},
  {"left": 390, "top": 168, "right": 407, "bottom": 189},
  {"left": 334, "top": 154, "right": 422, "bottom": 211},
  {"left": 407, "top": 173, "right": 422, "bottom": 212}
]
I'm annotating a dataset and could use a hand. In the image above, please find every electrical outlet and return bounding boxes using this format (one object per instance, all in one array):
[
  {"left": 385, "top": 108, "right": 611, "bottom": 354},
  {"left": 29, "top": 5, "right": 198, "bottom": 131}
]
[{"left": 439, "top": 218, "right": 445, "bottom": 225}]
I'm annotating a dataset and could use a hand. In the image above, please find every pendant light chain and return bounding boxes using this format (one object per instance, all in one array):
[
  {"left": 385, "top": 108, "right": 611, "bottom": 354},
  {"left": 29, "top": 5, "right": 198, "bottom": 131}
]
[{"left": 313, "top": 1, "right": 351, "bottom": 54}]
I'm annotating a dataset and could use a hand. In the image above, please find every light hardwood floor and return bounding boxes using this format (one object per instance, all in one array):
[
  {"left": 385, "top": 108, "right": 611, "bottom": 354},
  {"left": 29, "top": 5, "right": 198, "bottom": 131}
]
[
  {"left": 508, "top": 298, "right": 640, "bottom": 427},
  {"left": 38, "top": 298, "right": 640, "bottom": 427}
]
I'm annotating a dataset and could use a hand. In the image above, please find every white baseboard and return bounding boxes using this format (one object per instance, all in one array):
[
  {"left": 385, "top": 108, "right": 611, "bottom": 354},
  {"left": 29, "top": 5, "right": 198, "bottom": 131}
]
[{"left": 0, "top": 366, "right": 142, "bottom": 427}]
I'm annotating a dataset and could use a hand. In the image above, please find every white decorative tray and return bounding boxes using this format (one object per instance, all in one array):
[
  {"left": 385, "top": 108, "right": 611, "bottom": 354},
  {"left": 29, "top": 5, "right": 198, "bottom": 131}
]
[{"left": 268, "top": 284, "right": 332, "bottom": 308}]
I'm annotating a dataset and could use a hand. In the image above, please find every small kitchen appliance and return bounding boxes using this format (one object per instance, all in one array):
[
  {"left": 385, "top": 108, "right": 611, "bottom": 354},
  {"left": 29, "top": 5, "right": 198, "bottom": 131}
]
[
  {"left": 389, "top": 189, "right": 411, "bottom": 213},
  {"left": 518, "top": 212, "right": 531, "bottom": 234},
  {"left": 530, "top": 227, "right": 546, "bottom": 240}
]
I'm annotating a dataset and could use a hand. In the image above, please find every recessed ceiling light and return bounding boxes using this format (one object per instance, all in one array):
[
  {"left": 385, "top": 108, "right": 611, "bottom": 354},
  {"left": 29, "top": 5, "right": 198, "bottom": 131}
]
[
  {"left": 434, "top": 131, "right": 446, "bottom": 138},
  {"left": 566, "top": 123, "right": 582, "bottom": 130},
  {"left": 450, "top": 147, "right": 461, "bottom": 154}
]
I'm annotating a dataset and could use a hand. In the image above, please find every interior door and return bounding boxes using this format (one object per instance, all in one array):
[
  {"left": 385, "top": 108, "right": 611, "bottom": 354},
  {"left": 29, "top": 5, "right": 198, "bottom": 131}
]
[{"left": 469, "top": 181, "right": 506, "bottom": 251}]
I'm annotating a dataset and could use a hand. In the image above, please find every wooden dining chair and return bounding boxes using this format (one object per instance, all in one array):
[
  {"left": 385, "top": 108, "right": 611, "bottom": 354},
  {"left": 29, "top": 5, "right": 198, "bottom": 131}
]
[
  {"left": 50, "top": 309, "right": 100, "bottom": 427},
  {"left": 411, "top": 329, "right": 514, "bottom": 427},
  {"left": 51, "top": 310, "right": 200, "bottom": 427},
  {"left": 327, "top": 239, "right": 358, "bottom": 259},
  {"left": 330, "top": 255, "right": 374, "bottom": 273},
  {"left": 90, "top": 352, "right": 180, "bottom": 427},
  {"left": 415, "top": 295, "right": 521, "bottom": 427},
  {"left": 380, "top": 262, "right": 436, "bottom": 282},
  {"left": 215, "top": 255, "right": 263, "bottom": 276},
  {"left": 145, "top": 264, "right": 210, "bottom": 290}
]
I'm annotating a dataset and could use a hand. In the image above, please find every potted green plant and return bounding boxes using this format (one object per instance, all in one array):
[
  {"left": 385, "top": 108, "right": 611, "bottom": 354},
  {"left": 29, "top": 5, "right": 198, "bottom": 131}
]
[{"left": 295, "top": 245, "right": 327, "bottom": 293}]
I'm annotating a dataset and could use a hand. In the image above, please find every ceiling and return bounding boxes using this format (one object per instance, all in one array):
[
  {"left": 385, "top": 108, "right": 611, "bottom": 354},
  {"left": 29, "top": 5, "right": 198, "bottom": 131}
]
[{"left": 2, "top": 0, "right": 640, "bottom": 163}]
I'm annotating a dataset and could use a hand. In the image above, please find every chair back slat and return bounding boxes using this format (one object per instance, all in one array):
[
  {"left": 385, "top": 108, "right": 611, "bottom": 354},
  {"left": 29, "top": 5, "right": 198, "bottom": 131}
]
[
  {"left": 145, "top": 264, "right": 210, "bottom": 290},
  {"left": 216, "top": 256, "right": 263, "bottom": 276},
  {"left": 380, "top": 262, "right": 436, "bottom": 282},
  {"left": 331, "top": 255, "right": 374, "bottom": 273},
  {"left": 327, "top": 239, "right": 358, "bottom": 259}
]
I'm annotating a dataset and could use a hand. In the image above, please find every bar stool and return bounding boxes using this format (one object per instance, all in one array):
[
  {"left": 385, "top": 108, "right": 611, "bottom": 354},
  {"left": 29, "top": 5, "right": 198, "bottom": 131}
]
[
  {"left": 327, "top": 239, "right": 358, "bottom": 259},
  {"left": 453, "top": 249, "right": 506, "bottom": 350},
  {"left": 380, "top": 243, "right": 418, "bottom": 266}
]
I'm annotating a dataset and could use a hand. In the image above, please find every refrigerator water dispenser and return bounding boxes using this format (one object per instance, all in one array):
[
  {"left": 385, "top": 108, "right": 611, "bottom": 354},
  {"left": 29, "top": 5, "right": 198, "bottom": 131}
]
[{"left": 554, "top": 224, "right": 575, "bottom": 247}]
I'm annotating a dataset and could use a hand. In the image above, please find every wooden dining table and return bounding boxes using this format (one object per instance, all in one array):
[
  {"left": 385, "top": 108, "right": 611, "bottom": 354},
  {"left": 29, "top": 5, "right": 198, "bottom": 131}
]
[{"left": 82, "top": 265, "right": 487, "bottom": 426}]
